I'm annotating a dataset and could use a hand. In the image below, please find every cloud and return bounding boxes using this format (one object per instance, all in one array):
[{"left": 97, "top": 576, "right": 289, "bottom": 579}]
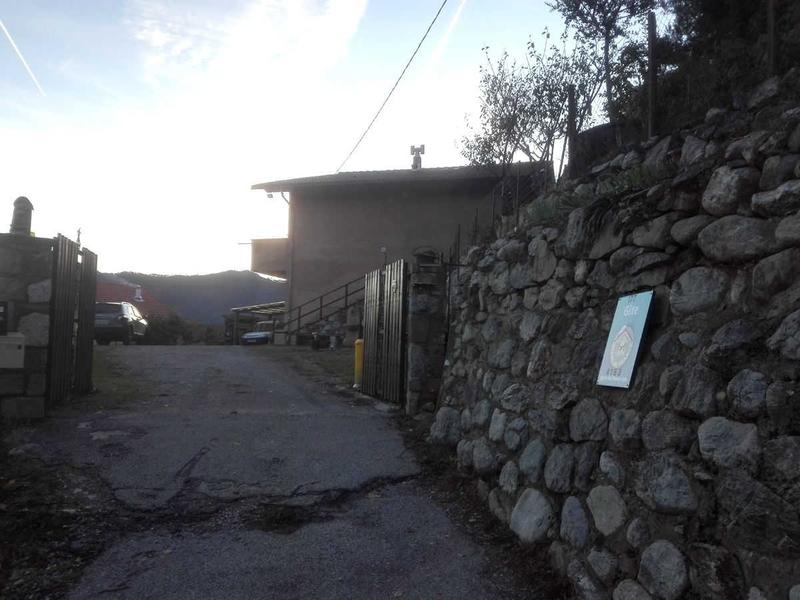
[{"left": 0, "top": 0, "right": 372, "bottom": 274}]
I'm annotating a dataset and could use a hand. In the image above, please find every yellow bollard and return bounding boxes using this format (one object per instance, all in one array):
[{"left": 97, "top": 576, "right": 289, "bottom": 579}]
[{"left": 353, "top": 338, "right": 364, "bottom": 389}]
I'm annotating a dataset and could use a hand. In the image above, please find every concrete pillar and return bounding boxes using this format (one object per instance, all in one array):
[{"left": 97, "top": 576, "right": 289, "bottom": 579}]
[{"left": 10, "top": 197, "right": 33, "bottom": 236}]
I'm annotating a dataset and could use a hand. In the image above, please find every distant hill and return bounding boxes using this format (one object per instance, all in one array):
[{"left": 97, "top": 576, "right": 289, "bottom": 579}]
[{"left": 109, "top": 271, "right": 286, "bottom": 324}]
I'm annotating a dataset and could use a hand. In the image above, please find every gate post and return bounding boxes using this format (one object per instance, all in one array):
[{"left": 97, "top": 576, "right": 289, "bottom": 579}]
[{"left": 404, "top": 250, "right": 447, "bottom": 415}]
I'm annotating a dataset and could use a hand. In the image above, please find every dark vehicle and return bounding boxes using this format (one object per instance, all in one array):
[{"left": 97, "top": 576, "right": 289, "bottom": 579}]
[{"left": 95, "top": 302, "right": 148, "bottom": 345}]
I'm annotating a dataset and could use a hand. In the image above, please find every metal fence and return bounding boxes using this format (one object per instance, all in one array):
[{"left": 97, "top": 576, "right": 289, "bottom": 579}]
[
  {"left": 47, "top": 235, "right": 80, "bottom": 406},
  {"left": 46, "top": 234, "right": 97, "bottom": 405},
  {"left": 362, "top": 259, "right": 407, "bottom": 404}
]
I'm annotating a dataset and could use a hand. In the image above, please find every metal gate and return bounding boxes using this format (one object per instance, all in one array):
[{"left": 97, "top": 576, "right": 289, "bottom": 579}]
[
  {"left": 74, "top": 248, "right": 97, "bottom": 394},
  {"left": 362, "top": 259, "right": 407, "bottom": 403},
  {"left": 47, "top": 235, "right": 80, "bottom": 406}
]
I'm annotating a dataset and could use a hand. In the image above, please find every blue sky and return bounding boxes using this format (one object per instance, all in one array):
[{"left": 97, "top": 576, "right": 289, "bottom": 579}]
[{"left": 0, "top": 1, "right": 562, "bottom": 274}]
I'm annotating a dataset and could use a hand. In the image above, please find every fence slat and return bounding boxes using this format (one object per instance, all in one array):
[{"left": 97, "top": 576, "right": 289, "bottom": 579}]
[
  {"left": 47, "top": 235, "right": 80, "bottom": 406},
  {"left": 74, "top": 248, "right": 97, "bottom": 394}
]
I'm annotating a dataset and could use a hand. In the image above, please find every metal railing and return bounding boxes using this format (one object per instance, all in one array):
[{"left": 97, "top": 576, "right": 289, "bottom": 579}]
[{"left": 283, "top": 275, "right": 366, "bottom": 338}]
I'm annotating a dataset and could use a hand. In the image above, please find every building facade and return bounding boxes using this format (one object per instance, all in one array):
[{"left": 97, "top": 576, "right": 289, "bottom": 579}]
[{"left": 251, "top": 163, "right": 549, "bottom": 311}]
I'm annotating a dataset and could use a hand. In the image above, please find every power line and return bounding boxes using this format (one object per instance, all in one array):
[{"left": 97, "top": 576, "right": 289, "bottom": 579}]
[{"left": 336, "top": 0, "right": 449, "bottom": 172}]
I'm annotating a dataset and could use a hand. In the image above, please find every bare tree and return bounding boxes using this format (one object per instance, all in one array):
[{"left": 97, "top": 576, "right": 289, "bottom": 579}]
[{"left": 547, "top": 0, "right": 654, "bottom": 117}]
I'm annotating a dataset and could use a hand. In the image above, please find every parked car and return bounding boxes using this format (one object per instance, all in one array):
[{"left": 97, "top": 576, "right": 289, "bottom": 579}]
[
  {"left": 241, "top": 321, "right": 274, "bottom": 345},
  {"left": 95, "top": 302, "right": 148, "bottom": 345}
]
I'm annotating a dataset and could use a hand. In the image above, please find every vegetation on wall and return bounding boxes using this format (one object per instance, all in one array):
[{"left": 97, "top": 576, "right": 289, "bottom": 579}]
[
  {"left": 461, "top": 0, "right": 800, "bottom": 178},
  {"left": 461, "top": 32, "right": 603, "bottom": 177}
]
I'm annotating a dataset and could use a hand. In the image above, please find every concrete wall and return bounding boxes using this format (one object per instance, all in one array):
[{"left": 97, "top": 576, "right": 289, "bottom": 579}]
[
  {"left": 251, "top": 238, "right": 289, "bottom": 278},
  {"left": 430, "top": 72, "right": 800, "bottom": 599},
  {"left": 288, "top": 180, "right": 496, "bottom": 309},
  {"left": 0, "top": 234, "right": 53, "bottom": 418}
]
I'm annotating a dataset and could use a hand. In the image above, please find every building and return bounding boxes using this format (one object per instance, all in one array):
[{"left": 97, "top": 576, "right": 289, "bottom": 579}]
[{"left": 250, "top": 162, "right": 550, "bottom": 311}]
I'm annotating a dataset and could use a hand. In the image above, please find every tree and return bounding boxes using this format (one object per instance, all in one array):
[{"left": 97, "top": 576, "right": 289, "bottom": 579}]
[
  {"left": 547, "top": 0, "right": 655, "bottom": 117},
  {"left": 461, "top": 32, "right": 603, "bottom": 178},
  {"left": 461, "top": 51, "right": 533, "bottom": 173}
]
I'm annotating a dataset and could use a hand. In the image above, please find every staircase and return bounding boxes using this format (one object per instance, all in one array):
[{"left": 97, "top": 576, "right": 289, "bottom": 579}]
[{"left": 279, "top": 275, "right": 365, "bottom": 344}]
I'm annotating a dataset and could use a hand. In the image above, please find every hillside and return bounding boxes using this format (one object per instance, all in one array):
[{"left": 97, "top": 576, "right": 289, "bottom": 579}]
[{"left": 111, "top": 270, "right": 286, "bottom": 324}]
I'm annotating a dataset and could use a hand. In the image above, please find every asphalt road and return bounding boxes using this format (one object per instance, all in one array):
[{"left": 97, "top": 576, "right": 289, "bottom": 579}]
[{"left": 7, "top": 346, "right": 529, "bottom": 600}]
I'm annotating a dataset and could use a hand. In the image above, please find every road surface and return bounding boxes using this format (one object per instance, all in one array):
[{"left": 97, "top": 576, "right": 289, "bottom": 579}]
[{"left": 2, "top": 346, "right": 546, "bottom": 600}]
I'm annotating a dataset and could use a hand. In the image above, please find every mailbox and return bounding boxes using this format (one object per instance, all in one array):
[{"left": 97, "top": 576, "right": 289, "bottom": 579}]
[{"left": 0, "top": 333, "right": 25, "bottom": 369}]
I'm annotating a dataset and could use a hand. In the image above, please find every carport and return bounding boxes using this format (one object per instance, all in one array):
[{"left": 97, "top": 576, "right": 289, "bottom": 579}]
[{"left": 225, "top": 301, "right": 286, "bottom": 344}]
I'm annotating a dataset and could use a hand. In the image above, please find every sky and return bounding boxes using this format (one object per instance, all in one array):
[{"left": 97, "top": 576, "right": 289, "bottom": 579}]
[{"left": 0, "top": 0, "right": 562, "bottom": 274}]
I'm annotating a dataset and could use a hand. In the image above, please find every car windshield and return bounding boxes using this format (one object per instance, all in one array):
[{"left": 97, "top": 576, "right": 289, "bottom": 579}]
[{"left": 96, "top": 303, "right": 122, "bottom": 314}]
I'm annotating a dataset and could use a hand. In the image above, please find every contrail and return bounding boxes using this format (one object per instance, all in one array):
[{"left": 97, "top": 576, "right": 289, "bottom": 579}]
[
  {"left": 0, "top": 19, "right": 46, "bottom": 96},
  {"left": 428, "top": 0, "right": 467, "bottom": 69}
]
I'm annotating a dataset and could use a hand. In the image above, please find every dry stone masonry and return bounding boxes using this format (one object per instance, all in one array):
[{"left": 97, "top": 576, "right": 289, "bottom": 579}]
[
  {"left": 0, "top": 232, "right": 53, "bottom": 418},
  {"left": 431, "top": 71, "right": 800, "bottom": 599}
]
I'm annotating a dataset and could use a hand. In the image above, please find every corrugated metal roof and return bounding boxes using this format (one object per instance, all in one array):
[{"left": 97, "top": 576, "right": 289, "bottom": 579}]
[{"left": 251, "top": 162, "right": 546, "bottom": 192}]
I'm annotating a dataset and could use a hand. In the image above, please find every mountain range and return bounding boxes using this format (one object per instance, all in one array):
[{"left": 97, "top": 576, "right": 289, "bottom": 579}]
[{"left": 105, "top": 270, "right": 286, "bottom": 324}]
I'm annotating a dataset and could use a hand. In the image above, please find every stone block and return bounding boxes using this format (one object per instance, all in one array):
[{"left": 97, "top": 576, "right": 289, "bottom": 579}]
[
  {"left": 767, "top": 309, "right": 800, "bottom": 359},
  {"left": 698, "top": 417, "right": 760, "bottom": 473},
  {"left": 0, "top": 247, "right": 22, "bottom": 276},
  {"left": 544, "top": 443, "right": 574, "bottom": 493},
  {"left": 753, "top": 248, "right": 800, "bottom": 299},
  {"left": 587, "top": 485, "right": 627, "bottom": 536},
  {"left": 569, "top": 397, "right": 608, "bottom": 442},
  {"left": 702, "top": 166, "right": 760, "bottom": 215},
  {"left": 24, "top": 346, "right": 47, "bottom": 371},
  {"left": 0, "top": 277, "right": 27, "bottom": 301},
  {"left": 697, "top": 216, "right": 779, "bottom": 262},
  {"left": 488, "top": 409, "right": 506, "bottom": 442},
  {"left": 498, "top": 460, "right": 519, "bottom": 495},
  {"left": 471, "top": 437, "right": 498, "bottom": 476},
  {"left": 752, "top": 179, "right": 800, "bottom": 216},
  {"left": 17, "top": 312, "right": 49, "bottom": 347},
  {"left": 635, "top": 453, "right": 698, "bottom": 515},
  {"left": 670, "top": 215, "right": 714, "bottom": 247},
  {"left": 1, "top": 395, "right": 45, "bottom": 419},
  {"left": 560, "top": 495, "right": 589, "bottom": 549},
  {"left": 27, "top": 278, "right": 51, "bottom": 303},
  {"left": 510, "top": 488, "right": 554, "bottom": 543},
  {"left": 631, "top": 213, "right": 682, "bottom": 249},
  {"left": 519, "top": 437, "right": 547, "bottom": 483},
  {"left": 613, "top": 579, "right": 652, "bottom": 600},
  {"left": 428, "top": 407, "right": 461, "bottom": 446},
  {"left": 669, "top": 267, "right": 729, "bottom": 315},
  {"left": 0, "top": 371, "right": 25, "bottom": 396},
  {"left": 727, "top": 369, "right": 768, "bottom": 419},
  {"left": 638, "top": 540, "right": 688, "bottom": 600}
]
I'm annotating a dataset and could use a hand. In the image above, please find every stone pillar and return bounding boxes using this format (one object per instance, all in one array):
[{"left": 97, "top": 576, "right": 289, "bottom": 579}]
[
  {"left": 405, "top": 249, "right": 448, "bottom": 415},
  {"left": 0, "top": 232, "right": 53, "bottom": 419}
]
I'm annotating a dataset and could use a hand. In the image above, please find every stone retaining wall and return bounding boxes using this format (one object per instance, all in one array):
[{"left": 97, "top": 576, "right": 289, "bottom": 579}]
[
  {"left": 430, "top": 71, "right": 800, "bottom": 599},
  {"left": 0, "top": 233, "right": 53, "bottom": 418}
]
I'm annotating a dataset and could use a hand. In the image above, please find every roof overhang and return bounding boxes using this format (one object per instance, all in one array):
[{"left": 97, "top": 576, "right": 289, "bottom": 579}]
[
  {"left": 250, "top": 163, "right": 547, "bottom": 194},
  {"left": 230, "top": 301, "right": 286, "bottom": 315}
]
